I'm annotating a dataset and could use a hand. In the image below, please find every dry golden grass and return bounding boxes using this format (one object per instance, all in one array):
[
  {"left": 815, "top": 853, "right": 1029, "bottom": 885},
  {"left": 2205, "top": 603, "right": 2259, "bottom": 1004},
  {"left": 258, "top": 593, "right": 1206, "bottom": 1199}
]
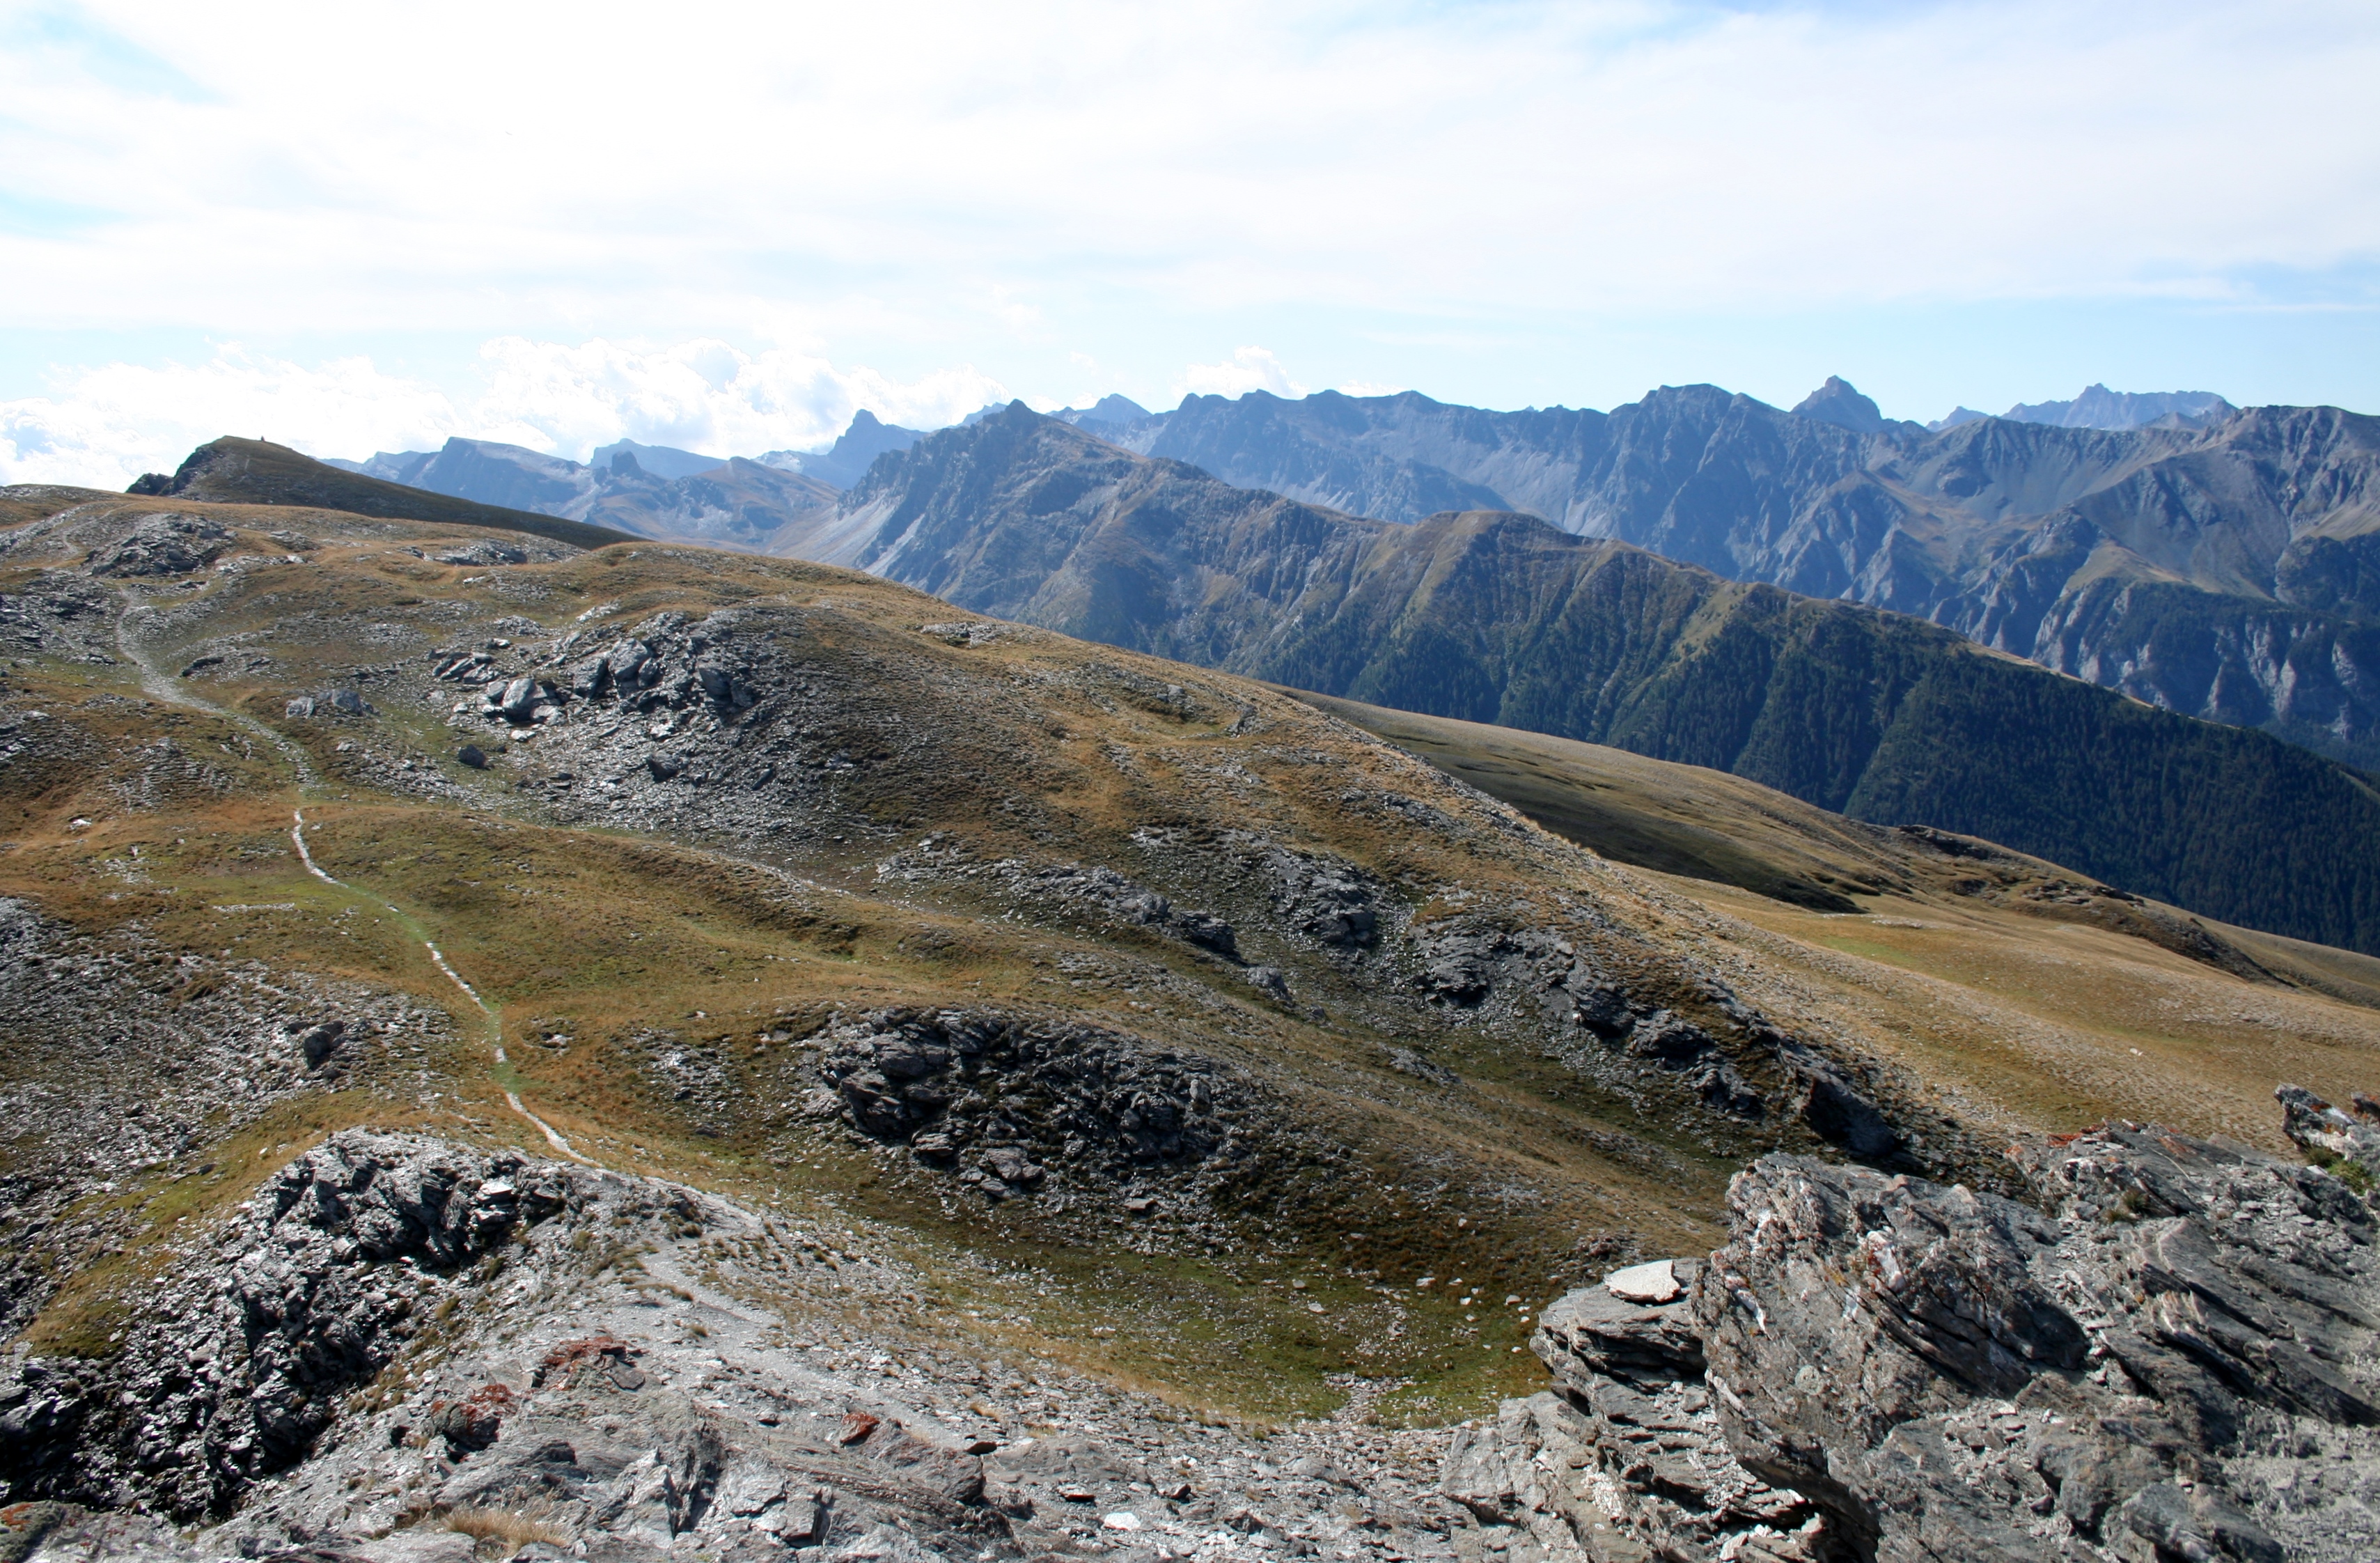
[
  {"left": 1287, "top": 691, "right": 2380, "bottom": 1153},
  {"left": 444, "top": 1504, "right": 570, "bottom": 1550},
  {"left": 1685, "top": 876, "right": 2380, "bottom": 1150}
]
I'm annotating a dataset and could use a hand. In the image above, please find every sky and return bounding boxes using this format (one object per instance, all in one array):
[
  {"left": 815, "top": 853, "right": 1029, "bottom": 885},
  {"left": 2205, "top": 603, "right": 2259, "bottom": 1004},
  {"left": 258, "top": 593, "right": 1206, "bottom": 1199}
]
[{"left": 1, "top": 0, "right": 2377, "bottom": 485}]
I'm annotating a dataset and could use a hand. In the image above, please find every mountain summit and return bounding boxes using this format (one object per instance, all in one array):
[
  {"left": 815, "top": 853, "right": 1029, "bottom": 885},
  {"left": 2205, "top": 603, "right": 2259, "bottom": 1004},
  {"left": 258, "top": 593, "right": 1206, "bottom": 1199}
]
[{"left": 1789, "top": 375, "right": 1888, "bottom": 434}]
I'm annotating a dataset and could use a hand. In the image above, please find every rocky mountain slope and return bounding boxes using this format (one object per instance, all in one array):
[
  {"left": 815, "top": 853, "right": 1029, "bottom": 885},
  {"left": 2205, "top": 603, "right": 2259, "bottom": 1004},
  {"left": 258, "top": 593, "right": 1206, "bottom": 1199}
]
[
  {"left": 1097, "top": 385, "right": 2380, "bottom": 765},
  {"left": 766, "top": 405, "right": 2380, "bottom": 958},
  {"left": 5, "top": 485, "right": 2380, "bottom": 1557}
]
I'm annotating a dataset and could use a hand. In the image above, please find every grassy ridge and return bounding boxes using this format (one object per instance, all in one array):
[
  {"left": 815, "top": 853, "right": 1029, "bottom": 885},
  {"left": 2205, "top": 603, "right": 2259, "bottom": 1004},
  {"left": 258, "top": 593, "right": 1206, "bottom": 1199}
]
[{"left": 148, "top": 436, "right": 636, "bottom": 550}]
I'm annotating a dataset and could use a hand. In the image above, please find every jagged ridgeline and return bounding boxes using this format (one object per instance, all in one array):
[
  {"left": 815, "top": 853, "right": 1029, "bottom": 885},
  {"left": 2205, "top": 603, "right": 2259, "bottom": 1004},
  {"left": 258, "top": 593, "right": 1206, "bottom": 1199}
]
[
  {"left": 772, "top": 405, "right": 2380, "bottom": 958},
  {"left": 1104, "top": 386, "right": 2380, "bottom": 772}
]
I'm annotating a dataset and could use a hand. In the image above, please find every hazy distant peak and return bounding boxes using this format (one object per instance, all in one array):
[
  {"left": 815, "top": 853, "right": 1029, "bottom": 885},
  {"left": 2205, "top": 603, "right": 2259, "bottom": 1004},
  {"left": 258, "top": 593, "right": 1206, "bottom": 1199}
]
[
  {"left": 1791, "top": 375, "right": 1886, "bottom": 435},
  {"left": 589, "top": 438, "right": 723, "bottom": 479},
  {"left": 757, "top": 408, "right": 929, "bottom": 488},
  {"left": 1927, "top": 406, "right": 1992, "bottom": 433},
  {"left": 2003, "top": 384, "right": 2237, "bottom": 431},
  {"left": 1051, "top": 393, "right": 1153, "bottom": 430}
]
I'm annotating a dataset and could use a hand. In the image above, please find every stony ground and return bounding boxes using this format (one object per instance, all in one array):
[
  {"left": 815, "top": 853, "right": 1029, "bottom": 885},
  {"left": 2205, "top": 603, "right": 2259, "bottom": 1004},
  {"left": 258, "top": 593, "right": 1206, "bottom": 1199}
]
[{"left": 1, "top": 1131, "right": 1485, "bottom": 1563}]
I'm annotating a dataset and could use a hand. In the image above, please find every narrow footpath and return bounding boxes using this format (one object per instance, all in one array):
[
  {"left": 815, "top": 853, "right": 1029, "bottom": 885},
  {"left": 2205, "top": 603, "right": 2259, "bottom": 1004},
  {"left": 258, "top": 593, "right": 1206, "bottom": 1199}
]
[{"left": 117, "top": 599, "right": 595, "bottom": 1164}]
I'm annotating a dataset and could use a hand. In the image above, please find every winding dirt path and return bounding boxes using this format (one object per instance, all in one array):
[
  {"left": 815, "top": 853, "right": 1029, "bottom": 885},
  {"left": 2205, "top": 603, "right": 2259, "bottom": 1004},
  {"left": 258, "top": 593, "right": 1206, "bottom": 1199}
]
[{"left": 116, "top": 598, "right": 596, "bottom": 1164}]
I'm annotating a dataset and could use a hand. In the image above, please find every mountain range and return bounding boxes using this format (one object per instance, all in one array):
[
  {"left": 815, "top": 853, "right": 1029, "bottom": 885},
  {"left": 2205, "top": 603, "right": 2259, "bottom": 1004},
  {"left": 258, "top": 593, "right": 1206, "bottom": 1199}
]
[
  {"left": 1931, "top": 382, "right": 2237, "bottom": 433},
  {"left": 1083, "top": 382, "right": 2380, "bottom": 766},
  {"left": 329, "top": 435, "right": 838, "bottom": 551},
  {"left": 760, "top": 404, "right": 2380, "bottom": 956},
  {"left": 322, "top": 379, "right": 2380, "bottom": 765}
]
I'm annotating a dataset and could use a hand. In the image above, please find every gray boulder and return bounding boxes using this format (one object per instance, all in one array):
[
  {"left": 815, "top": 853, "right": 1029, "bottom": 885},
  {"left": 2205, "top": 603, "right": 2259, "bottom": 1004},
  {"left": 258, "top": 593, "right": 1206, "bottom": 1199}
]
[
  {"left": 86, "top": 515, "right": 233, "bottom": 577},
  {"left": 1455, "top": 1088, "right": 2380, "bottom": 1561},
  {"left": 434, "top": 541, "right": 527, "bottom": 566},
  {"left": 494, "top": 675, "right": 543, "bottom": 720}
]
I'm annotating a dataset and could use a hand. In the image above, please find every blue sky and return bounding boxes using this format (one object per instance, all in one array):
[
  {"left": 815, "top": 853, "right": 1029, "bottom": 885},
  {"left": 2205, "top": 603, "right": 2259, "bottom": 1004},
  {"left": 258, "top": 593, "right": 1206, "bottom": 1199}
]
[{"left": 2, "top": 0, "right": 2376, "bottom": 482}]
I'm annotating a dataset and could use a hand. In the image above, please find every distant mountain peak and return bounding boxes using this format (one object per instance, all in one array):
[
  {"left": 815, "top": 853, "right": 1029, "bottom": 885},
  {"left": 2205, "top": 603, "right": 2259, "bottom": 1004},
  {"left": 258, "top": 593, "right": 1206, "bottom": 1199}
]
[
  {"left": 589, "top": 438, "right": 724, "bottom": 480},
  {"left": 1791, "top": 376, "right": 1887, "bottom": 435},
  {"left": 758, "top": 409, "right": 928, "bottom": 488},
  {"left": 1927, "top": 406, "right": 1992, "bottom": 433},
  {"left": 2002, "top": 384, "right": 2237, "bottom": 432},
  {"left": 1051, "top": 394, "right": 1154, "bottom": 430}
]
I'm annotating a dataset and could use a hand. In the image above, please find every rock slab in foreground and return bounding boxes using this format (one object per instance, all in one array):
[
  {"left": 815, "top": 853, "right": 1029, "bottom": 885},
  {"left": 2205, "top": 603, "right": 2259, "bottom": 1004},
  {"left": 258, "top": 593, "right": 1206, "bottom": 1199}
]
[{"left": 1454, "top": 1087, "right": 2380, "bottom": 1561}]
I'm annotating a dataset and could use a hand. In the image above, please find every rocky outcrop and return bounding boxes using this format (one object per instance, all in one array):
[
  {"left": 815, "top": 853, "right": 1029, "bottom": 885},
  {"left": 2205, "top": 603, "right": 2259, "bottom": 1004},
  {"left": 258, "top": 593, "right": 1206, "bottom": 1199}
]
[
  {"left": 811, "top": 1007, "right": 1256, "bottom": 1211},
  {"left": 0, "top": 1133, "right": 606, "bottom": 1519},
  {"left": 1, "top": 1133, "right": 1471, "bottom": 1563},
  {"left": 83, "top": 514, "right": 232, "bottom": 577},
  {"left": 1455, "top": 1089, "right": 2380, "bottom": 1561},
  {"left": 1443, "top": 1254, "right": 1826, "bottom": 1562}
]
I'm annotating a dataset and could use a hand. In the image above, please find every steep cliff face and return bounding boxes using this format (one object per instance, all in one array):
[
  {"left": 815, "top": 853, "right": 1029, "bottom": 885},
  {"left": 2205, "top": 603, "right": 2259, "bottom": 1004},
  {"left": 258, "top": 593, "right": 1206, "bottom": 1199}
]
[{"left": 778, "top": 408, "right": 2380, "bottom": 957}]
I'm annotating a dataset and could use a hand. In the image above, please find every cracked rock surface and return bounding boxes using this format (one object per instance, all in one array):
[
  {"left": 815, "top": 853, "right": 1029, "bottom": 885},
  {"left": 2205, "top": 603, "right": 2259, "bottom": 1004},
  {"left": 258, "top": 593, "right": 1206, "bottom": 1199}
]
[
  {"left": 1450, "top": 1089, "right": 2380, "bottom": 1562},
  {"left": 1, "top": 1132, "right": 1480, "bottom": 1563}
]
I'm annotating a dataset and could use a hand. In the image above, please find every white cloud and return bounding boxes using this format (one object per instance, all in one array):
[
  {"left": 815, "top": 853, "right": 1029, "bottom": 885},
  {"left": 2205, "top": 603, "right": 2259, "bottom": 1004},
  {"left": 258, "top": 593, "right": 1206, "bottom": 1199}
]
[
  {"left": 0, "top": 1, "right": 2371, "bottom": 343},
  {"left": 0, "top": 338, "right": 1010, "bottom": 488},
  {"left": 464, "top": 339, "right": 1008, "bottom": 459},
  {"left": 1181, "top": 347, "right": 1305, "bottom": 400},
  {"left": 0, "top": 348, "right": 463, "bottom": 488}
]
